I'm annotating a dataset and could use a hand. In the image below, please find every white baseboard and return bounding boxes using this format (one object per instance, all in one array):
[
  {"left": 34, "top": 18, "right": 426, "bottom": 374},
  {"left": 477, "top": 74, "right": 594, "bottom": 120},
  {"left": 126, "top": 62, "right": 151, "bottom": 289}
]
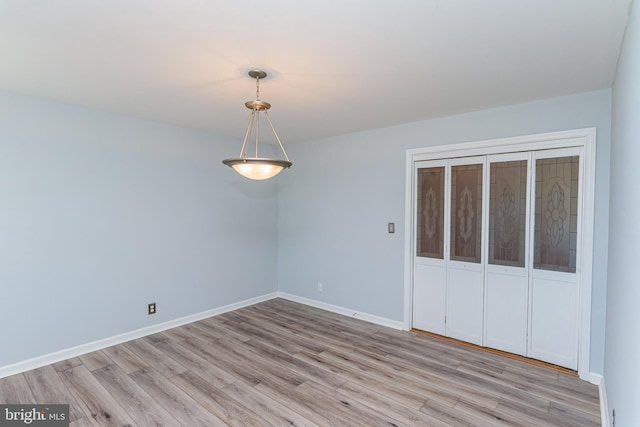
[
  {"left": 584, "top": 371, "right": 603, "bottom": 385},
  {"left": 598, "top": 375, "right": 610, "bottom": 427},
  {"left": 0, "top": 292, "right": 277, "bottom": 379},
  {"left": 277, "top": 292, "right": 404, "bottom": 330}
]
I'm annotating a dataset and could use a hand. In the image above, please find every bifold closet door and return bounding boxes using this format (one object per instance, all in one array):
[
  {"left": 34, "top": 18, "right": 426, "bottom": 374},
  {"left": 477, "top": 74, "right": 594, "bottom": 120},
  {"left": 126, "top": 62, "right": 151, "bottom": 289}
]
[
  {"left": 483, "top": 154, "right": 530, "bottom": 355},
  {"left": 412, "top": 143, "right": 586, "bottom": 370},
  {"left": 528, "top": 149, "right": 582, "bottom": 370},
  {"left": 413, "top": 161, "right": 448, "bottom": 334},
  {"left": 446, "top": 157, "right": 485, "bottom": 345}
]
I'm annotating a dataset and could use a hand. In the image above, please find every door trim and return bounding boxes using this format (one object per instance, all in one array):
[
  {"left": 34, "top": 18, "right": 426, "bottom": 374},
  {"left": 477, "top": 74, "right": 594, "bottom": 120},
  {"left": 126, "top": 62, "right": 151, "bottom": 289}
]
[{"left": 403, "top": 128, "right": 596, "bottom": 380}]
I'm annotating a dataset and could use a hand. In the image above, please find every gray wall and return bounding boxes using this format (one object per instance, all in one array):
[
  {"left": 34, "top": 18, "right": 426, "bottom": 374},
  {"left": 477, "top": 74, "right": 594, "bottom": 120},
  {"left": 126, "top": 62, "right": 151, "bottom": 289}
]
[
  {"left": 606, "top": 2, "right": 640, "bottom": 424},
  {"left": 0, "top": 91, "right": 278, "bottom": 368},
  {"left": 278, "top": 89, "right": 611, "bottom": 375}
]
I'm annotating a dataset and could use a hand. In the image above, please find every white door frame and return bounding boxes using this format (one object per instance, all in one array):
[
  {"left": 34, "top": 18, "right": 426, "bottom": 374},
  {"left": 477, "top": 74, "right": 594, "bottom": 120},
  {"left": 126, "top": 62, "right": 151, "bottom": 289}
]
[{"left": 403, "top": 128, "right": 596, "bottom": 381}]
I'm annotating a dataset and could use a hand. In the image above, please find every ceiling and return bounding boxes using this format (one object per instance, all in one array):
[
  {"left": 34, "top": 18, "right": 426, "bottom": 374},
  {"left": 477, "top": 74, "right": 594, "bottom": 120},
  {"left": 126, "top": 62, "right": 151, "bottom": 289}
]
[{"left": 0, "top": 0, "right": 631, "bottom": 144}]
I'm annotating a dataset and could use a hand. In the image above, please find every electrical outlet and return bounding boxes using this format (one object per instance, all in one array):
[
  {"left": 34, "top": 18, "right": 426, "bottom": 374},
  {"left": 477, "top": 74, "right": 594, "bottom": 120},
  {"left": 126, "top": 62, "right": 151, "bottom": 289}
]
[
  {"left": 317, "top": 283, "right": 323, "bottom": 292},
  {"left": 148, "top": 302, "right": 156, "bottom": 315}
]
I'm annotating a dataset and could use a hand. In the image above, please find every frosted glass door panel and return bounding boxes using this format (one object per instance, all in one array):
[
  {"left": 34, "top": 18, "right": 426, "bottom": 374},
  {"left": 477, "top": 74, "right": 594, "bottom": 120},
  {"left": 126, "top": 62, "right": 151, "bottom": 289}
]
[
  {"left": 417, "top": 167, "right": 445, "bottom": 259},
  {"left": 489, "top": 161, "right": 527, "bottom": 267},
  {"left": 534, "top": 156, "right": 579, "bottom": 273},
  {"left": 451, "top": 164, "right": 483, "bottom": 263}
]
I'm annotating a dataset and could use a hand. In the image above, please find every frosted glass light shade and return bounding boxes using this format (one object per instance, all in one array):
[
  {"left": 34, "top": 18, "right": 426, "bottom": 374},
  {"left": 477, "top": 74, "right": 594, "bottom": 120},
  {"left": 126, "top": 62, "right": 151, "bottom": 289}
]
[{"left": 223, "top": 158, "right": 292, "bottom": 180}]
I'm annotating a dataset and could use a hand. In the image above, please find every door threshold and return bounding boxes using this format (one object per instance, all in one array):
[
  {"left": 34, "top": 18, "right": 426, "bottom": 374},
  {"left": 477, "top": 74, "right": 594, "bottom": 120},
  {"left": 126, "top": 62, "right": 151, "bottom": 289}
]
[{"left": 411, "top": 329, "right": 578, "bottom": 377}]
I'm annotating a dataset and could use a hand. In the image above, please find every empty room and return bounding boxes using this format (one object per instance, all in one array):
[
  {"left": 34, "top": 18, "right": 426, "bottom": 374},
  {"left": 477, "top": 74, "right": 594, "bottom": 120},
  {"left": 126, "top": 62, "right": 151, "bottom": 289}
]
[{"left": 1, "top": 1, "right": 639, "bottom": 426}]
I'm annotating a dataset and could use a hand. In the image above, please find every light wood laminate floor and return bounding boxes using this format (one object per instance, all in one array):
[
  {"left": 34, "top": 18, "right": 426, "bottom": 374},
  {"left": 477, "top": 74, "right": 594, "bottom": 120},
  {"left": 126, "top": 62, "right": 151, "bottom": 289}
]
[{"left": 0, "top": 298, "right": 600, "bottom": 426}]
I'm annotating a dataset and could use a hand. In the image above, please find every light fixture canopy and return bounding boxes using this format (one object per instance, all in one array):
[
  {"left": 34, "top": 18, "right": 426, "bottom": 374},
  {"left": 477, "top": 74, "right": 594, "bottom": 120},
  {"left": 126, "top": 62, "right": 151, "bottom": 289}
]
[{"left": 223, "top": 69, "right": 292, "bottom": 180}]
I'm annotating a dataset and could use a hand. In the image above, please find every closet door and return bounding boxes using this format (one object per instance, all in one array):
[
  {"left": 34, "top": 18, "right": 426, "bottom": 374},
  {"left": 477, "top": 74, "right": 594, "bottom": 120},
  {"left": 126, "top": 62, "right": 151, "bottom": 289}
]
[
  {"left": 484, "top": 154, "right": 530, "bottom": 355},
  {"left": 446, "top": 157, "right": 485, "bottom": 345},
  {"left": 528, "top": 148, "right": 582, "bottom": 370},
  {"left": 413, "top": 161, "right": 448, "bottom": 334}
]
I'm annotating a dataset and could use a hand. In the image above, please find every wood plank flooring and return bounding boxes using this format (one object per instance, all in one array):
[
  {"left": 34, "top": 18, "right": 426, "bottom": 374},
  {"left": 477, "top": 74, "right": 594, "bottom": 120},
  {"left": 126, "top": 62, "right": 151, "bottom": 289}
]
[{"left": 0, "top": 298, "right": 600, "bottom": 426}]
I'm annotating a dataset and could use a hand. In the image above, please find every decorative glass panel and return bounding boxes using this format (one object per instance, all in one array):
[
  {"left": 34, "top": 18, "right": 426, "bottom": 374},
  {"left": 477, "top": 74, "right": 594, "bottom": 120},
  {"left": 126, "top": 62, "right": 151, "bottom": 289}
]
[
  {"left": 534, "top": 156, "right": 579, "bottom": 272},
  {"left": 417, "top": 167, "right": 444, "bottom": 259},
  {"left": 450, "top": 164, "right": 483, "bottom": 263},
  {"left": 489, "top": 160, "right": 527, "bottom": 267}
]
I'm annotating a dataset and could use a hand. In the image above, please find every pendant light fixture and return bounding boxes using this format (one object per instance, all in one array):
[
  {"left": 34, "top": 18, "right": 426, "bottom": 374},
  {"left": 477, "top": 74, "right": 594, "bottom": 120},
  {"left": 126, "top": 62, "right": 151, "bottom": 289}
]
[{"left": 222, "top": 69, "right": 292, "bottom": 180}]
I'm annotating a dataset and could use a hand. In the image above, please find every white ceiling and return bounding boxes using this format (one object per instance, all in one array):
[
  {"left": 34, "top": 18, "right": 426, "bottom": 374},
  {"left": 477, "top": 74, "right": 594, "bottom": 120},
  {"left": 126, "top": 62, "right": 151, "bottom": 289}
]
[{"left": 0, "top": 0, "right": 631, "bottom": 144}]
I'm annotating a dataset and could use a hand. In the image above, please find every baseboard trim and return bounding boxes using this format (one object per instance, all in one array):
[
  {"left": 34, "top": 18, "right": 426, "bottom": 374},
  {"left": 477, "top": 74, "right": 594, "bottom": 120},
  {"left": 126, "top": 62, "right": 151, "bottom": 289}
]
[
  {"left": 596, "top": 374, "right": 609, "bottom": 427},
  {"left": 0, "top": 292, "right": 277, "bottom": 379},
  {"left": 277, "top": 292, "right": 404, "bottom": 330},
  {"left": 585, "top": 372, "right": 603, "bottom": 385}
]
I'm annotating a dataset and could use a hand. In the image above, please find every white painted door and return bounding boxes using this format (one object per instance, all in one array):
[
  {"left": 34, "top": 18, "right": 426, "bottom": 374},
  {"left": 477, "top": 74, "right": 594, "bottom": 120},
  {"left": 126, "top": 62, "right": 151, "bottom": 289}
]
[
  {"left": 446, "top": 157, "right": 485, "bottom": 345},
  {"left": 410, "top": 144, "right": 585, "bottom": 369},
  {"left": 412, "top": 161, "right": 448, "bottom": 334},
  {"left": 528, "top": 148, "right": 582, "bottom": 370},
  {"left": 408, "top": 129, "right": 596, "bottom": 377},
  {"left": 483, "top": 153, "right": 531, "bottom": 355}
]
